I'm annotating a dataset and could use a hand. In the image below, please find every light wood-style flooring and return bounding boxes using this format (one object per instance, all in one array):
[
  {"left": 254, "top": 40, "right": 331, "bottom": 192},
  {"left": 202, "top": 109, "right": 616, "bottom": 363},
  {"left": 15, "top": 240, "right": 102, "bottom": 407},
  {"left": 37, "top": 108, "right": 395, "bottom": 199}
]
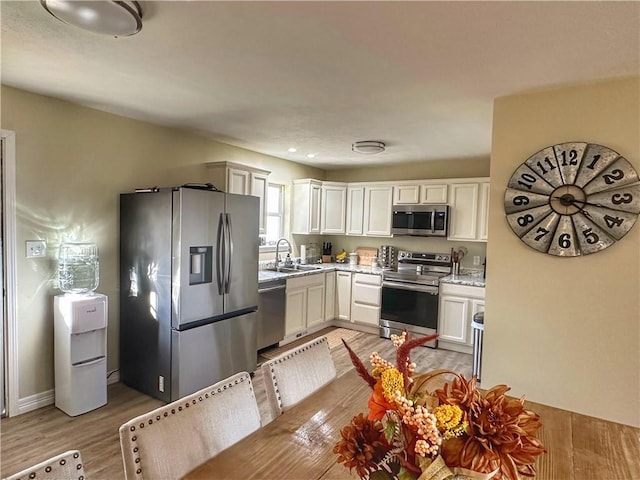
[{"left": 1, "top": 329, "right": 471, "bottom": 479}]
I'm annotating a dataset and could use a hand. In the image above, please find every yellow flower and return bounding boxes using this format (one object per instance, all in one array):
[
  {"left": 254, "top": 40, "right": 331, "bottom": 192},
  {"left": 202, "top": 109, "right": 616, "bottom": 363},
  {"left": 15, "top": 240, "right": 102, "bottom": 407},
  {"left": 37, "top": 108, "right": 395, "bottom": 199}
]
[
  {"left": 380, "top": 368, "right": 404, "bottom": 403},
  {"left": 433, "top": 404, "right": 467, "bottom": 439}
]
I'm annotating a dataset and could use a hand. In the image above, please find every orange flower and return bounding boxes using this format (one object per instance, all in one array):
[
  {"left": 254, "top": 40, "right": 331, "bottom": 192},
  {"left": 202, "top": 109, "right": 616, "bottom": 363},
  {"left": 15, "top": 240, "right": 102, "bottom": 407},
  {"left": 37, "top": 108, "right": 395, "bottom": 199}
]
[
  {"left": 333, "top": 413, "right": 388, "bottom": 478},
  {"left": 367, "top": 381, "right": 396, "bottom": 421}
]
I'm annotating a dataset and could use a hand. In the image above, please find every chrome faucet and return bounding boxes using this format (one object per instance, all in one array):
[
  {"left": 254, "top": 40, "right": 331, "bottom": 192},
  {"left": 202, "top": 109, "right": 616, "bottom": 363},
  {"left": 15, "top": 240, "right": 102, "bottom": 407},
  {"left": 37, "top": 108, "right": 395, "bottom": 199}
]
[{"left": 275, "top": 238, "right": 292, "bottom": 270}]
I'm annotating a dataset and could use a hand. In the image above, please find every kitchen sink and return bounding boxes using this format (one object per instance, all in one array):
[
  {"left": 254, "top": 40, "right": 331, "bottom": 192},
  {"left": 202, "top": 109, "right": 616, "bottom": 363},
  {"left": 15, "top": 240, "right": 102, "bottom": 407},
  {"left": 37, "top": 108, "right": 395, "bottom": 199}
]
[{"left": 266, "top": 264, "right": 323, "bottom": 273}]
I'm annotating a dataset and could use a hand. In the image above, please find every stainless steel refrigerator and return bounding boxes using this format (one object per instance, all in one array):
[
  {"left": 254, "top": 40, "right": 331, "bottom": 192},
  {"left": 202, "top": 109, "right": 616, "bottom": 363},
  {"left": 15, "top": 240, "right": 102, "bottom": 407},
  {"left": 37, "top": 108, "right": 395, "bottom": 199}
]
[{"left": 119, "top": 185, "right": 259, "bottom": 402}]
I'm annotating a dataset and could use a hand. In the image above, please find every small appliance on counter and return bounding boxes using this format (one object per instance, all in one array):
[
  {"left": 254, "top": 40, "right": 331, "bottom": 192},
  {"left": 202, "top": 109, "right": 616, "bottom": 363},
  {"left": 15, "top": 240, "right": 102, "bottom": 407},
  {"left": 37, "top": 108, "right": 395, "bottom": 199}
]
[{"left": 378, "top": 245, "right": 397, "bottom": 270}]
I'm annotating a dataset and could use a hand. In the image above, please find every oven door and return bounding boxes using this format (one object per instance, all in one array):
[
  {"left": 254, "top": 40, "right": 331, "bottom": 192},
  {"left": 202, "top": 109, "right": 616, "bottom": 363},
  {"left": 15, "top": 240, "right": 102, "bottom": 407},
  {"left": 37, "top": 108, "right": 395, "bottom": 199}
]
[{"left": 380, "top": 281, "right": 438, "bottom": 347}]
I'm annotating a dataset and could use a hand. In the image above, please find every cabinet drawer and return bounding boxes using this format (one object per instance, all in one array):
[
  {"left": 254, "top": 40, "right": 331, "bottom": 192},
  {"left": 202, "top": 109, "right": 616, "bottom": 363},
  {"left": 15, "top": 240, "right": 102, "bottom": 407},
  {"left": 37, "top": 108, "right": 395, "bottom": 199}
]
[
  {"left": 286, "top": 272, "right": 324, "bottom": 290},
  {"left": 352, "top": 282, "right": 381, "bottom": 306},
  {"left": 353, "top": 273, "right": 381, "bottom": 286},
  {"left": 351, "top": 303, "right": 380, "bottom": 326},
  {"left": 439, "top": 283, "right": 485, "bottom": 298}
]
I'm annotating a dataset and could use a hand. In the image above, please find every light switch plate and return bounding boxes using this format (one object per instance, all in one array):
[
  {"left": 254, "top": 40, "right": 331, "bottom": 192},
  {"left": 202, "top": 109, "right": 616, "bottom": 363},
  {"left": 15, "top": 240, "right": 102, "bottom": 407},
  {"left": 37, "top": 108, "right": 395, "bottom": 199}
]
[{"left": 26, "top": 240, "right": 46, "bottom": 258}]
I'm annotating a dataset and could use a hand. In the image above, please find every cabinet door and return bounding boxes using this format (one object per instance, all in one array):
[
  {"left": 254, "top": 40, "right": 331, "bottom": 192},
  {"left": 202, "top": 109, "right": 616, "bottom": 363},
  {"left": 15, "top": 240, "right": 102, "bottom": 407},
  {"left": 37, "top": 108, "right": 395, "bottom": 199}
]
[
  {"left": 306, "top": 284, "right": 325, "bottom": 328},
  {"left": 310, "top": 182, "right": 322, "bottom": 234},
  {"left": 393, "top": 185, "right": 420, "bottom": 205},
  {"left": 438, "top": 295, "right": 468, "bottom": 344},
  {"left": 321, "top": 184, "right": 347, "bottom": 234},
  {"left": 478, "top": 182, "right": 490, "bottom": 241},
  {"left": 251, "top": 172, "right": 269, "bottom": 235},
  {"left": 335, "top": 271, "right": 352, "bottom": 321},
  {"left": 448, "top": 183, "right": 479, "bottom": 240},
  {"left": 420, "top": 184, "right": 448, "bottom": 204},
  {"left": 346, "top": 186, "right": 365, "bottom": 235},
  {"left": 285, "top": 288, "right": 306, "bottom": 336},
  {"left": 324, "top": 271, "right": 336, "bottom": 321},
  {"left": 364, "top": 186, "right": 393, "bottom": 236},
  {"left": 227, "top": 168, "right": 250, "bottom": 195}
]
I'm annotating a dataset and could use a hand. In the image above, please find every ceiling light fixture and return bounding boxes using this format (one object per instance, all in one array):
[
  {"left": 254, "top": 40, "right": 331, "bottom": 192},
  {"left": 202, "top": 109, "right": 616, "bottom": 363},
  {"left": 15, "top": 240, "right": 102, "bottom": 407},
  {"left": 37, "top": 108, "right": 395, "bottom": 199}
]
[
  {"left": 352, "top": 141, "right": 386, "bottom": 155},
  {"left": 287, "top": 147, "right": 297, "bottom": 153},
  {"left": 40, "top": 0, "right": 143, "bottom": 37}
]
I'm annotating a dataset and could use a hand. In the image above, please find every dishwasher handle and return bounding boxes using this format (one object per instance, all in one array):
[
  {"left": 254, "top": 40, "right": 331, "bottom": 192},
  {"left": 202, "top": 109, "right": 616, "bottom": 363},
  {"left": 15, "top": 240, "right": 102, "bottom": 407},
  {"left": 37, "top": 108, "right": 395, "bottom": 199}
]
[{"left": 258, "top": 284, "right": 286, "bottom": 294}]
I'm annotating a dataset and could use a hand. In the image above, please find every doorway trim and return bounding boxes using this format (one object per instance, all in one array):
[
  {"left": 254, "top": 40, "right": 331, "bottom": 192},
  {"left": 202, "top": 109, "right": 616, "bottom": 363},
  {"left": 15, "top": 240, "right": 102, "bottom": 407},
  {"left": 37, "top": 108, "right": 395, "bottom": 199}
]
[{"left": 2, "top": 129, "right": 18, "bottom": 417}]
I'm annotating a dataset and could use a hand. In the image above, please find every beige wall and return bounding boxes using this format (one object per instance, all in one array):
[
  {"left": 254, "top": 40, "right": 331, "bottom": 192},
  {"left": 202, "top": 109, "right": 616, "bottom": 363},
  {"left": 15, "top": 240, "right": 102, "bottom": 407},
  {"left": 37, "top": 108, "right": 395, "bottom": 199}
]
[
  {"left": 325, "top": 156, "right": 490, "bottom": 182},
  {"left": 1, "top": 86, "right": 323, "bottom": 400},
  {"left": 484, "top": 77, "right": 640, "bottom": 427}
]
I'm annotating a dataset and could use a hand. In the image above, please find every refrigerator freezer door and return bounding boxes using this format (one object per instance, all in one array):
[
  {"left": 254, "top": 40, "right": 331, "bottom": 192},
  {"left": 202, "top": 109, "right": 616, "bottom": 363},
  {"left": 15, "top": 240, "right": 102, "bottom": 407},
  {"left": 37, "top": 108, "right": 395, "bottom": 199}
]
[
  {"left": 224, "top": 193, "right": 259, "bottom": 313},
  {"left": 170, "top": 311, "right": 257, "bottom": 401},
  {"left": 173, "top": 188, "right": 225, "bottom": 328}
]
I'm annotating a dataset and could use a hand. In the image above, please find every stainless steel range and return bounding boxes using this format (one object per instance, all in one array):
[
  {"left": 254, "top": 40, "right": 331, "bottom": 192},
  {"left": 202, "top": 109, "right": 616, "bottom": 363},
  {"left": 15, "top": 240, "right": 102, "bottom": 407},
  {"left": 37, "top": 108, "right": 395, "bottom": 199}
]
[{"left": 380, "top": 251, "right": 452, "bottom": 348}]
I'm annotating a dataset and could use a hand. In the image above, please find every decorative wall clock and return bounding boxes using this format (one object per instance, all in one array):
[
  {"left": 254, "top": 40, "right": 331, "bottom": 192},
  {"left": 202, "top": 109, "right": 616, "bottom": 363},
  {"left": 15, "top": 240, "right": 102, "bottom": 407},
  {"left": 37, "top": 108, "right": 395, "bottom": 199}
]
[{"left": 504, "top": 142, "right": 640, "bottom": 256}]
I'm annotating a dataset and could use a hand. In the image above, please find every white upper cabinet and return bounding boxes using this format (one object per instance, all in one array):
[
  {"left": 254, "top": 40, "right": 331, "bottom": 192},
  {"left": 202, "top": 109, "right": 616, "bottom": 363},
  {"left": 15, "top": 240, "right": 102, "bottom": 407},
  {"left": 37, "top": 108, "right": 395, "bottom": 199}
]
[
  {"left": 393, "top": 185, "right": 420, "bottom": 205},
  {"left": 393, "top": 183, "right": 448, "bottom": 205},
  {"left": 205, "top": 161, "right": 270, "bottom": 234},
  {"left": 320, "top": 182, "right": 347, "bottom": 234},
  {"left": 346, "top": 186, "right": 365, "bottom": 236},
  {"left": 420, "top": 184, "right": 448, "bottom": 204},
  {"left": 447, "top": 180, "right": 489, "bottom": 242},
  {"left": 292, "top": 179, "right": 322, "bottom": 234},
  {"left": 364, "top": 185, "right": 393, "bottom": 237}
]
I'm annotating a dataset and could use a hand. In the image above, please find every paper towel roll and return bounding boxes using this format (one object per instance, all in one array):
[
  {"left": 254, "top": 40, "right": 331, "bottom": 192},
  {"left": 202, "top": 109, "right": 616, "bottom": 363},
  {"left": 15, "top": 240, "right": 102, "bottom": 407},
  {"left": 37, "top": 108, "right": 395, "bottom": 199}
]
[{"left": 300, "top": 245, "right": 307, "bottom": 264}]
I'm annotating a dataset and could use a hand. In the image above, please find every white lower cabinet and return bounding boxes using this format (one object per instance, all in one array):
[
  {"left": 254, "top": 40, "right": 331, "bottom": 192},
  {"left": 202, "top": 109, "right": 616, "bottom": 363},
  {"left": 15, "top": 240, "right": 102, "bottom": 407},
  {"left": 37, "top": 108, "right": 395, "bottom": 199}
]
[
  {"left": 335, "top": 271, "right": 352, "bottom": 321},
  {"left": 285, "top": 274, "right": 325, "bottom": 338},
  {"left": 324, "top": 271, "right": 336, "bottom": 321},
  {"left": 438, "top": 283, "right": 485, "bottom": 354},
  {"left": 350, "top": 273, "right": 381, "bottom": 326}
]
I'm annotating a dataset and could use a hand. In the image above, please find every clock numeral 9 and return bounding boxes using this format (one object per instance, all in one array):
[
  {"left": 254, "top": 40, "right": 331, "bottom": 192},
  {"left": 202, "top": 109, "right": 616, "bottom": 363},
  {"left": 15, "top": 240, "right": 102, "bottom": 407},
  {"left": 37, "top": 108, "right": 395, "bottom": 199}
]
[
  {"left": 513, "top": 195, "right": 530, "bottom": 206},
  {"left": 582, "top": 228, "right": 599, "bottom": 245},
  {"left": 517, "top": 214, "right": 534, "bottom": 227},
  {"left": 558, "top": 233, "right": 572, "bottom": 249},
  {"left": 611, "top": 193, "right": 633, "bottom": 205}
]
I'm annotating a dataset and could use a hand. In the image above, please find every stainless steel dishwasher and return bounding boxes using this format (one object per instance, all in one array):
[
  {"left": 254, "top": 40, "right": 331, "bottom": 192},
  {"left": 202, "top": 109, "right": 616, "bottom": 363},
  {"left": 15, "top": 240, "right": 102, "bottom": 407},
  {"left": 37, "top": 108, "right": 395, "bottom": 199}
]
[{"left": 257, "top": 277, "right": 286, "bottom": 350}]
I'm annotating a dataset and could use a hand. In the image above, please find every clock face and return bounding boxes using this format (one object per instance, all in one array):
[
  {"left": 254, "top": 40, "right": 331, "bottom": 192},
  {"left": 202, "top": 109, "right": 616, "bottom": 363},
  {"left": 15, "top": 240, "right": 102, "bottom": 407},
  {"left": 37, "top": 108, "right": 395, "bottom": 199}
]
[{"left": 504, "top": 142, "right": 640, "bottom": 256}]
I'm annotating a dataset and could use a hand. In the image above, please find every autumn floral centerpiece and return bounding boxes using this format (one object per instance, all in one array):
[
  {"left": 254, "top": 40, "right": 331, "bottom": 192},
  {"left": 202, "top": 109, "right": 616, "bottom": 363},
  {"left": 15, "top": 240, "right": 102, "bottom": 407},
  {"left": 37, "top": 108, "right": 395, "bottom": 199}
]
[{"left": 334, "top": 332, "right": 546, "bottom": 480}]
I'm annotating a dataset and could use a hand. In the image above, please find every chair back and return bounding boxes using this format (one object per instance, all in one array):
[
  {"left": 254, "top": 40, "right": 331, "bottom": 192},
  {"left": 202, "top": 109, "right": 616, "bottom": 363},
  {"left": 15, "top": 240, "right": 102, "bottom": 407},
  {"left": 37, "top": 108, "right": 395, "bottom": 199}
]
[
  {"left": 3, "top": 450, "right": 85, "bottom": 480},
  {"left": 261, "top": 336, "right": 336, "bottom": 419},
  {"left": 119, "top": 371, "right": 260, "bottom": 479}
]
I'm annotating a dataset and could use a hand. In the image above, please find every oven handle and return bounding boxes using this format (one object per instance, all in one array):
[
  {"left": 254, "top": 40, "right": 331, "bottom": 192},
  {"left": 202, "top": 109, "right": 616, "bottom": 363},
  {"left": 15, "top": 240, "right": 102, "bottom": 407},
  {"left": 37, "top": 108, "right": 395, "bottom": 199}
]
[{"left": 382, "top": 281, "right": 438, "bottom": 295}]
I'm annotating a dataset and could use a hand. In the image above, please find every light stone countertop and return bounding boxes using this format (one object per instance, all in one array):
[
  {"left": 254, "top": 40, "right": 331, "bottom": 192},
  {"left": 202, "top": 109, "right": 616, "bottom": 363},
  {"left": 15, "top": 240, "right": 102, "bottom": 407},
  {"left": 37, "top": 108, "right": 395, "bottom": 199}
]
[
  {"left": 440, "top": 274, "right": 486, "bottom": 288},
  {"left": 258, "top": 262, "right": 382, "bottom": 284}
]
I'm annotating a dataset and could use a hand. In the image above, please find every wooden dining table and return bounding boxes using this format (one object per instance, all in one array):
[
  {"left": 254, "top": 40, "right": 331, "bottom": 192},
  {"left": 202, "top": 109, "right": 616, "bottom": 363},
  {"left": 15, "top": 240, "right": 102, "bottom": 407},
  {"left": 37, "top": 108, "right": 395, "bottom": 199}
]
[{"left": 182, "top": 369, "right": 640, "bottom": 480}]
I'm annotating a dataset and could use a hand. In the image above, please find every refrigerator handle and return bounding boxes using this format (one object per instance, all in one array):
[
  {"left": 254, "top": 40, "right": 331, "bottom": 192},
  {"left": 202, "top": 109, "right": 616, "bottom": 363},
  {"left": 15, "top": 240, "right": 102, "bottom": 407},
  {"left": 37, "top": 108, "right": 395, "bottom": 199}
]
[
  {"left": 216, "top": 212, "right": 225, "bottom": 295},
  {"left": 224, "top": 213, "right": 233, "bottom": 294}
]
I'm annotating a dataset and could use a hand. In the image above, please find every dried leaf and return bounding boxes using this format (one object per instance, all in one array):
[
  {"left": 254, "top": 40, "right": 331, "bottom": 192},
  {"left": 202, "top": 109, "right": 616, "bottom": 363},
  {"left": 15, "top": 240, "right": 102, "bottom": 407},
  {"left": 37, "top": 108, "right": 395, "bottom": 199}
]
[{"left": 343, "top": 339, "right": 377, "bottom": 388}]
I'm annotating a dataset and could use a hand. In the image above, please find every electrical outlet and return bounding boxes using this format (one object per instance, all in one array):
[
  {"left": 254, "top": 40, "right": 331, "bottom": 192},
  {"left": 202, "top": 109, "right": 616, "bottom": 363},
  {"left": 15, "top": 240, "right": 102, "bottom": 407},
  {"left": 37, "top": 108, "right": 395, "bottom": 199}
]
[
  {"left": 473, "top": 255, "right": 480, "bottom": 266},
  {"left": 26, "top": 240, "right": 46, "bottom": 258},
  {"left": 159, "top": 375, "right": 165, "bottom": 393}
]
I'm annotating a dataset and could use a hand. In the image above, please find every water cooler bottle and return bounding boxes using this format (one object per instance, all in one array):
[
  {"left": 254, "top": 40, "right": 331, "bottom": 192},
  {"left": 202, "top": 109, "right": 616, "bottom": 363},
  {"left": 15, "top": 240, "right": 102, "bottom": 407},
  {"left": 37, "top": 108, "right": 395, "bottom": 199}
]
[{"left": 54, "top": 293, "right": 108, "bottom": 416}]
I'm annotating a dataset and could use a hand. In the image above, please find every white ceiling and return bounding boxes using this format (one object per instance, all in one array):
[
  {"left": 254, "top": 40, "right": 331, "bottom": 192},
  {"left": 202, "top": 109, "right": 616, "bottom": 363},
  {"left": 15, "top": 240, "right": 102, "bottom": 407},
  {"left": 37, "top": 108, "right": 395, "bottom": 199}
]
[{"left": 2, "top": 1, "right": 639, "bottom": 169}]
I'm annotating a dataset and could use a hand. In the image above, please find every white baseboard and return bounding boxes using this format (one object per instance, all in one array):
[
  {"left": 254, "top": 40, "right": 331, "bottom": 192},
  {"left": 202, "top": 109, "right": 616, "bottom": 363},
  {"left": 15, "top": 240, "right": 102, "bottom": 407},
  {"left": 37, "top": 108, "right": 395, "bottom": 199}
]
[
  {"left": 18, "top": 389, "right": 54, "bottom": 415},
  {"left": 15, "top": 371, "right": 120, "bottom": 416}
]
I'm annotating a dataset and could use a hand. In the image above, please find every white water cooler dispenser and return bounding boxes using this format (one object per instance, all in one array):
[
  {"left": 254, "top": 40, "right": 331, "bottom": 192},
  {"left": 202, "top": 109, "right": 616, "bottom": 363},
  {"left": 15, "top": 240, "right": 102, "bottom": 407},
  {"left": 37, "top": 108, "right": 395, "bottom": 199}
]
[{"left": 54, "top": 293, "right": 108, "bottom": 416}]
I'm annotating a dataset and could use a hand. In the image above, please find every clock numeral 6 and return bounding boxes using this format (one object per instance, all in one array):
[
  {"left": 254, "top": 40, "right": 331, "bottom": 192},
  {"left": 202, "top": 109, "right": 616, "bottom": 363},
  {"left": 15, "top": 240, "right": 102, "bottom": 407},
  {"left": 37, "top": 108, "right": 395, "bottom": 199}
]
[
  {"left": 558, "top": 233, "right": 572, "bottom": 249},
  {"left": 582, "top": 228, "right": 599, "bottom": 245}
]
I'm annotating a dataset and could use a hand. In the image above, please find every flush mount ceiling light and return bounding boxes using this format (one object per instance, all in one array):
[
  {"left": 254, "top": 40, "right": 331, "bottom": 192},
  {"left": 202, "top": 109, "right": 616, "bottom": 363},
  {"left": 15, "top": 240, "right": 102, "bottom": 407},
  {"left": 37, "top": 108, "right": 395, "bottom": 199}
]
[
  {"left": 40, "top": 0, "right": 143, "bottom": 37},
  {"left": 352, "top": 141, "right": 386, "bottom": 155}
]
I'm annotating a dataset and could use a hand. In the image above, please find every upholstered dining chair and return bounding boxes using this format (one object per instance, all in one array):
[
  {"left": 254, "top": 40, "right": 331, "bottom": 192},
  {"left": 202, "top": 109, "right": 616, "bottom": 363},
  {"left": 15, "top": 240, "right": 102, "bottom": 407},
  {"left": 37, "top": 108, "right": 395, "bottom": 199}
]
[
  {"left": 2, "top": 450, "right": 85, "bottom": 480},
  {"left": 261, "top": 335, "right": 337, "bottom": 420},
  {"left": 119, "top": 371, "right": 261, "bottom": 480}
]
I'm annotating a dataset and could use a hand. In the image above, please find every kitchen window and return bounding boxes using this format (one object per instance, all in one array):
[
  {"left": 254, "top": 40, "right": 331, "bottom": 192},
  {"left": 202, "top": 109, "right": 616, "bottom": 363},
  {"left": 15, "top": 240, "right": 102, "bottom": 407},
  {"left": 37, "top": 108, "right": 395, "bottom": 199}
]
[{"left": 260, "top": 183, "right": 285, "bottom": 251}]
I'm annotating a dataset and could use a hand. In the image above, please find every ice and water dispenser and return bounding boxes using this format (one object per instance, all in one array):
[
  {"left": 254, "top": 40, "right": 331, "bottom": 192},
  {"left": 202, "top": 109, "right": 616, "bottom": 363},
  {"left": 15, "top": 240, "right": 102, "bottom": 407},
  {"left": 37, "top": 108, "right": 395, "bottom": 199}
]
[{"left": 54, "top": 243, "right": 107, "bottom": 416}]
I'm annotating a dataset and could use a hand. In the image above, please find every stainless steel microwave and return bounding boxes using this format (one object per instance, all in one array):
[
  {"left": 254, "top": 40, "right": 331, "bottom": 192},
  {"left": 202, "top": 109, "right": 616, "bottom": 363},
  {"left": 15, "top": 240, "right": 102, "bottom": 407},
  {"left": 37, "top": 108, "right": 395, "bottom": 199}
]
[{"left": 391, "top": 204, "right": 449, "bottom": 237}]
